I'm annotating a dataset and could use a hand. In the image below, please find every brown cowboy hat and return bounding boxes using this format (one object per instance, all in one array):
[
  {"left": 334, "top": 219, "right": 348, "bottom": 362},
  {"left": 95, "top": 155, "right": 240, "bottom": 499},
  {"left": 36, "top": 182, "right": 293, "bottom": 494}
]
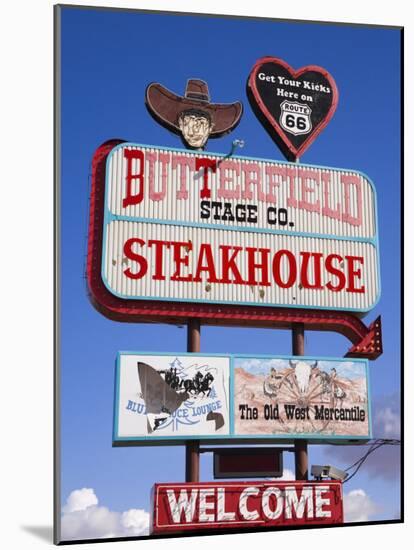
[{"left": 145, "top": 79, "right": 243, "bottom": 137}]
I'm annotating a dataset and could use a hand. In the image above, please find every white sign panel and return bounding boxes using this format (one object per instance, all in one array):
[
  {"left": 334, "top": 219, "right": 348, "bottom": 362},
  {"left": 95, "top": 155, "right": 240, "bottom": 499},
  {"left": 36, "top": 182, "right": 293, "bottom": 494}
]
[
  {"left": 103, "top": 221, "right": 378, "bottom": 312},
  {"left": 102, "top": 143, "right": 380, "bottom": 312},
  {"left": 106, "top": 143, "right": 376, "bottom": 238},
  {"left": 114, "top": 353, "right": 230, "bottom": 441}
]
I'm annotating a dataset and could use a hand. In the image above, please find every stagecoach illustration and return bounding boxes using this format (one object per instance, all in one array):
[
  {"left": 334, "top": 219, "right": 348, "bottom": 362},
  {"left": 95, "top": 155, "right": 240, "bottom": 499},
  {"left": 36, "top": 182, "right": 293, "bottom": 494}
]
[
  {"left": 159, "top": 366, "right": 215, "bottom": 397},
  {"left": 137, "top": 361, "right": 218, "bottom": 433}
]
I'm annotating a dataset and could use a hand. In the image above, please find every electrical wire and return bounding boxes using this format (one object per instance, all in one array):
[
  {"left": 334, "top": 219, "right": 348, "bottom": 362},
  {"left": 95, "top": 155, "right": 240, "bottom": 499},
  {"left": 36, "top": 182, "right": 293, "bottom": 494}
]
[{"left": 341, "top": 438, "right": 400, "bottom": 483}]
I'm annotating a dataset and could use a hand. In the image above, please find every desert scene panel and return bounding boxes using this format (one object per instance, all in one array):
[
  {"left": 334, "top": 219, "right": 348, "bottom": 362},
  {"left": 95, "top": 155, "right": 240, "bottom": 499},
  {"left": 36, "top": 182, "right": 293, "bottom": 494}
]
[{"left": 234, "top": 358, "right": 369, "bottom": 437}]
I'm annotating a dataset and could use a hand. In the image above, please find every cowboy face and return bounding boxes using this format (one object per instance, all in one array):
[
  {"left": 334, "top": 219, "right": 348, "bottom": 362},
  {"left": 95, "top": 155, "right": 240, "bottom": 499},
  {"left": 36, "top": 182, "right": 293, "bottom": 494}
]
[{"left": 178, "top": 111, "right": 212, "bottom": 148}]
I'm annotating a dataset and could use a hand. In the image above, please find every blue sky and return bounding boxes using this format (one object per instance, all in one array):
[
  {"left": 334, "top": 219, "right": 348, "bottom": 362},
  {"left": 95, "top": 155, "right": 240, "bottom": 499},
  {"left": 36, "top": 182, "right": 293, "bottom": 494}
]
[{"left": 59, "top": 6, "right": 401, "bottom": 536}]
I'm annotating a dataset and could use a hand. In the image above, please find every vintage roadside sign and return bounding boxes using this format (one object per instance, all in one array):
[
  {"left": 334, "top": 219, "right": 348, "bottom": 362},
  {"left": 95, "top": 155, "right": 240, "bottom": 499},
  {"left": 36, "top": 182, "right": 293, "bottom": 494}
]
[
  {"left": 113, "top": 353, "right": 371, "bottom": 444},
  {"left": 247, "top": 57, "right": 339, "bottom": 161},
  {"left": 88, "top": 141, "right": 379, "bottom": 322},
  {"left": 151, "top": 480, "right": 343, "bottom": 533}
]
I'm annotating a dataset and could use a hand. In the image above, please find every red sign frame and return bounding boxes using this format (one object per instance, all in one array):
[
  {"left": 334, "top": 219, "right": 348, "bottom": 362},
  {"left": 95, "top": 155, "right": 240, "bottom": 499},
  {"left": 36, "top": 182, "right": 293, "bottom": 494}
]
[{"left": 151, "top": 481, "right": 343, "bottom": 534}]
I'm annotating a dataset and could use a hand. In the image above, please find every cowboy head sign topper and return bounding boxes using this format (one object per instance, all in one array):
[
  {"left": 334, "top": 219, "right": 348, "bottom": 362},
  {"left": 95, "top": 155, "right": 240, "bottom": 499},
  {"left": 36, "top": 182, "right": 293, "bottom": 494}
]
[
  {"left": 247, "top": 57, "right": 338, "bottom": 161},
  {"left": 146, "top": 79, "right": 243, "bottom": 150}
]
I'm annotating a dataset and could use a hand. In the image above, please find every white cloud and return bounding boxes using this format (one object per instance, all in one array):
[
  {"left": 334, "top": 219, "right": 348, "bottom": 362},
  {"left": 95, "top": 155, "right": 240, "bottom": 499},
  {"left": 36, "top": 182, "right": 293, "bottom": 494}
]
[
  {"left": 375, "top": 406, "right": 400, "bottom": 438},
  {"left": 61, "top": 488, "right": 150, "bottom": 541},
  {"left": 61, "top": 505, "right": 120, "bottom": 540},
  {"left": 344, "top": 489, "right": 379, "bottom": 522},
  {"left": 62, "top": 488, "right": 98, "bottom": 513},
  {"left": 266, "top": 468, "right": 295, "bottom": 481},
  {"left": 280, "top": 468, "right": 295, "bottom": 480},
  {"left": 121, "top": 508, "right": 151, "bottom": 536}
]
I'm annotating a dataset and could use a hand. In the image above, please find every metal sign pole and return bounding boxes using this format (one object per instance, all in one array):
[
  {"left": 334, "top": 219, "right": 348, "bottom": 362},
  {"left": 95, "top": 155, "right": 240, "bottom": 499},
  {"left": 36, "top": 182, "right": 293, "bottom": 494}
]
[
  {"left": 292, "top": 322, "right": 308, "bottom": 480},
  {"left": 292, "top": 153, "right": 308, "bottom": 481},
  {"left": 185, "top": 318, "right": 201, "bottom": 481}
]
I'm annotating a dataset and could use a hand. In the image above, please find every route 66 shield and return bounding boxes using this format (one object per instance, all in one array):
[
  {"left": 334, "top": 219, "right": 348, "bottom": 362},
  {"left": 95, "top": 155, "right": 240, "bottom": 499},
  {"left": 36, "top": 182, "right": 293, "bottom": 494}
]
[{"left": 279, "top": 100, "right": 312, "bottom": 136}]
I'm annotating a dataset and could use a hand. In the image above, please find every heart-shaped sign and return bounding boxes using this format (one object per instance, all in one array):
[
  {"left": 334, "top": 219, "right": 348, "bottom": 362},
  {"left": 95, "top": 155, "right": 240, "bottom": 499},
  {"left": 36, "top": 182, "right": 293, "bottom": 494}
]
[{"left": 247, "top": 56, "right": 338, "bottom": 161}]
